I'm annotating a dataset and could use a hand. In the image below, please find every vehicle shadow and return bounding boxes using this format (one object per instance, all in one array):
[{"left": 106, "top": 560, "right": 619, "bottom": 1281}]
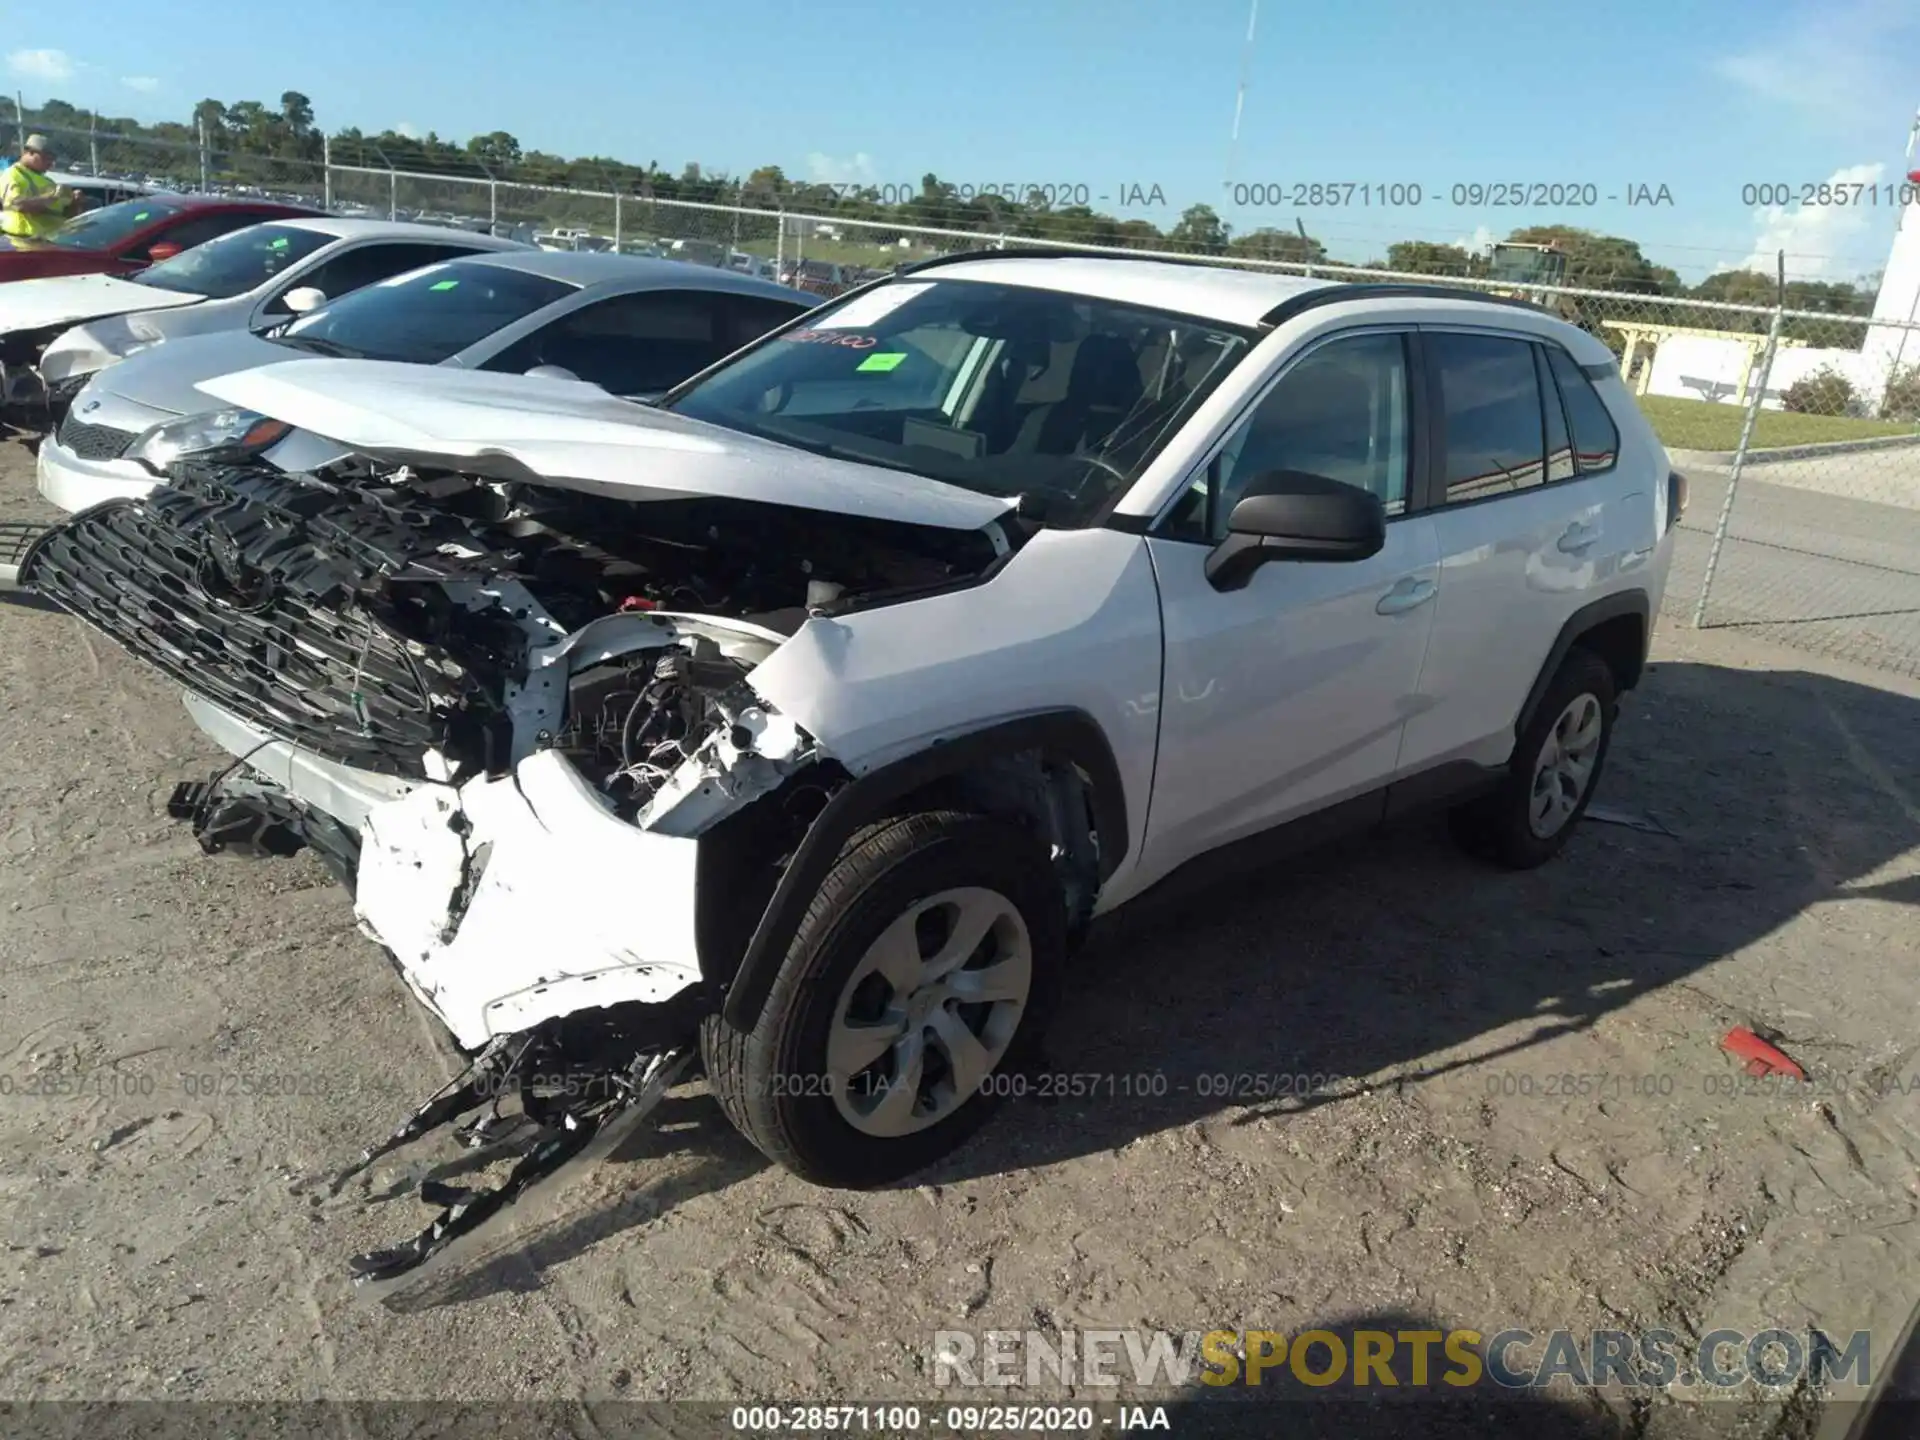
[
  {"left": 909, "top": 658, "right": 1920, "bottom": 1182},
  {"left": 0, "top": 588, "right": 62, "bottom": 613},
  {"left": 1159, "top": 1308, "right": 1631, "bottom": 1438}
]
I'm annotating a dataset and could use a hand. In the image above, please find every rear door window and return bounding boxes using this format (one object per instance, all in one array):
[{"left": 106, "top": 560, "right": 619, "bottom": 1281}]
[{"left": 1429, "top": 331, "right": 1548, "bottom": 504}]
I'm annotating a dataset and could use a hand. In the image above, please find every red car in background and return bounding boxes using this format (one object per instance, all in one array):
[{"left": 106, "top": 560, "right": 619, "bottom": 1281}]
[{"left": 0, "top": 193, "right": 321, "bottom": 284}]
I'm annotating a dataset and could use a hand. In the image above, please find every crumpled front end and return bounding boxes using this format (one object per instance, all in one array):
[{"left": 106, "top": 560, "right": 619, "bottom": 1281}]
[
  {"left": 18, "top": 455, "right": 914, "bottom": 1039},
  {"left": 20, "top": 451, "right": 1000, "bottom": 1283}
]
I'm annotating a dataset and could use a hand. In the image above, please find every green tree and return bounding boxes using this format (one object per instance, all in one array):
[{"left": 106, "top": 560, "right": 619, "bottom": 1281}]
[
  {"left": 1228, "top": 227, "right": 1325, "bottom": 264},
  {"left": 279, "top": 91, "right": 314, "bottom": 135},
  {"left": 1168, "top": 203, "right": 1229, "bottom": 254},
  {"left": 191, "top": 97, "right": 226, "bottom": 141},
  {"left": 1385, "top": 240, "right": 1474, "bottom": 276},
  {"left": 466, "top": 130, "right": 523, "bottom": 170}
]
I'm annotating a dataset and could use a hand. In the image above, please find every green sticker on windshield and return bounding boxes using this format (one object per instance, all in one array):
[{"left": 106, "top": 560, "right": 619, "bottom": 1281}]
[
  {"left": 857, "top": 351, "right": 907, "bottom": 372},
  {"left": 269, "top": 237, "right": 288, "bottom": 249},
  {"left": 132, "top": 211, "right": 149, "bottom": 221},
  {"left": 430, "top": 279, "right": 459, "bottom": 291}
]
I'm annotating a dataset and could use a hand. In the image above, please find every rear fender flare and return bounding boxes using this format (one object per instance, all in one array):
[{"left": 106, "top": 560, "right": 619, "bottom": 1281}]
[{"left": 1515, "top": 589, "right": 1650, "bottom": 738}]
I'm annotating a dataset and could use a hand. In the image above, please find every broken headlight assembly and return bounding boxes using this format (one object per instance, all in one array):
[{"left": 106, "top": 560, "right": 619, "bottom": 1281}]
[{"left": 124, "top": 407, "right": 292, "bottom": 475}]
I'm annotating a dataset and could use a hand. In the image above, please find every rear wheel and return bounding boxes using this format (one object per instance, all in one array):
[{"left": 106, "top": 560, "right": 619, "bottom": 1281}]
[
  {"left": 1450, "top": 647, "right": 1617, "bottom": 869},
  {"left": 703, "top": 811, "right": 1065, "bottom": 1187}
]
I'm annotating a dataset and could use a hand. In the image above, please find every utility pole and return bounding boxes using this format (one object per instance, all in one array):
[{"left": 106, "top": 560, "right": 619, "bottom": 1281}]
[{"left": 1224, "top": 0, "right": 1258, "bottom": 191}]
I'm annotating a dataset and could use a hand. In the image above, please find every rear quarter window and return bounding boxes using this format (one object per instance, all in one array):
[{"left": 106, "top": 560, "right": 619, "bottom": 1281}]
[{"left": 1544, "top": 345, "right": 1620, "bottom": 473}]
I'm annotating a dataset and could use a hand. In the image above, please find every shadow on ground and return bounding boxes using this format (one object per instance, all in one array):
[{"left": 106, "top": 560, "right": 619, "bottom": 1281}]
[{"left": 910, "top": 658, "right": 1920, "bottom": 1182}]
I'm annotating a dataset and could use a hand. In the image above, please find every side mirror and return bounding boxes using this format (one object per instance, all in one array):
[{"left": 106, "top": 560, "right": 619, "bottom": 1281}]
[
  {"left": 1203, "top": 470, "right": 1386, "bottom": 592},
  {"left": 282, "top": 287, "right": 326, "bottom": 315},
  {"left": 145, "top": 241, "right": 182, "bottom": 263}
]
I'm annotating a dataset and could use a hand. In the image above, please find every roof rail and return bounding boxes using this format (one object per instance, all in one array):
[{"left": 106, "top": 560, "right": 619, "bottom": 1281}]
[
  {"left": 893, "top": 252, "right": 1562, "bottom": 329},
  {"left": 896, "top": 245, "right": 1316, "bottom": 277},
  {"left": 1258, "top": 283, "right": 1552, "bottom": 327}
]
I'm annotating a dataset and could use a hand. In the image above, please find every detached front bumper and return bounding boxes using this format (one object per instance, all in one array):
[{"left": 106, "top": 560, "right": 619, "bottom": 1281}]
[{"left": 184, "top": 695, "right": 708, "bottom": 1051}]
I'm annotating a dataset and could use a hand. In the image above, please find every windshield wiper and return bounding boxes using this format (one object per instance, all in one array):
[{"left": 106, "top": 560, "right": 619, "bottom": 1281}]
[{"left": 281, "top": 335, "right": 363, "bottom": 359}]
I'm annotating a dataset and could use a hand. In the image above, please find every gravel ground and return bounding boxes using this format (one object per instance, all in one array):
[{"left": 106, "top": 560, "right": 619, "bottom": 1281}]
[{"left": 3, "top": 438, "right": 1920, "bottom": 1438}]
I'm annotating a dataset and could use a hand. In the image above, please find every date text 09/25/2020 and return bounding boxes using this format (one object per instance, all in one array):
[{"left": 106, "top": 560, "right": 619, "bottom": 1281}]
[
  {"left": 1223, "top": 181, "right": 1675, "bottom": 208},
  {"left": 804, "top": 181, "right": 1676, "bottom": 209}
]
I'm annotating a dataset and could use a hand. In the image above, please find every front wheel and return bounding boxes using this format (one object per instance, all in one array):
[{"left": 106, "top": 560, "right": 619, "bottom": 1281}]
[{"left": 702, "top": 810, "right": 1066, "bottom": 1187}]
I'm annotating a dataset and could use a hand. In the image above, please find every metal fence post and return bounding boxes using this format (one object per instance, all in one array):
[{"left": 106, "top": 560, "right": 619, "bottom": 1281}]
[
  {"left": 196, "top": 117, "right": 208, "bottom": 192},
  {"left": 614, "top": 191, "right": 622, "bottom": 250},
  {"left": 322, "top": 135, "right": 331, "bottom": 210},
  {"left": 88, "top": 112, "right": 98, "bottom": 176},
  {"left": 489, "top": 178, "right": 498, "bottom": 231},
  {"left": 388, "top": 165, "right": 397, "bottom": 221},
  {"left": 775, "top": 206, "right": 785, "bottom": 273},
  {"left": 1691, "top": 300, "right": 1784, "bottom": 629}
]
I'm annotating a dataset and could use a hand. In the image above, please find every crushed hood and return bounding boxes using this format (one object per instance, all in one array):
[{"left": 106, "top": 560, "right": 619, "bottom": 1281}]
[
  {"left": 197, "top": 358, "right": 1016, "bottom": 532},
  {"left": 0, "top": 272, "right": 203, "bottom": 334}
]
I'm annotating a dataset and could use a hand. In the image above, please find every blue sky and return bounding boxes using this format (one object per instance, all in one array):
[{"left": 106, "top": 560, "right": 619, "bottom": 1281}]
[{"left": 9, "top": 0, "right": 1920, "bottom": 283}]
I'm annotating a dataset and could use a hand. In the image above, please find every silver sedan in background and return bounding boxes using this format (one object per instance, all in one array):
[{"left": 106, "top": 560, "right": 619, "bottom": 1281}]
[
  {"left": 37, "top": 250, "right": 816, "bottom": 512},
  {"left": 28, "top": 218, "right": 531, "bottom": 414}
]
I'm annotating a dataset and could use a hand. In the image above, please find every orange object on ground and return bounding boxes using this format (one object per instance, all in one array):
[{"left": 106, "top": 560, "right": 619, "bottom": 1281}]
[{"left": 1721, "top": 1026, "right": 1807, "bottom": 1081}]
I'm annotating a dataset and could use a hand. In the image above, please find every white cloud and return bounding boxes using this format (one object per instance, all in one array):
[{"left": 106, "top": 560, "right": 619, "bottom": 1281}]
[
  {"left": 394, "top": 121, "right": 421, "bottom": 139},
  {"left": 120, "top": 76, "right": 159, "bottom": 93},
  {"left": 805, "top": 151, "right": 876, "bottom": 186},
  {"left": 1740, "top": 162, "right": 1892, "bottom": 280},
  {"left": 8, "top": 48, "right": 74, "bottom": 82},
  {"left": 1715, "top": 0, "right": 1918, "bottom": 132},
  {"left": 1454, "top": 224, "right": 1495, "bottom": 255}
]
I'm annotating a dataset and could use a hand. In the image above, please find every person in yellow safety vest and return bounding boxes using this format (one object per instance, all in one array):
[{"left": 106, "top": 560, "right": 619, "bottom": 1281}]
[{"left": 0, "top": 135, "right": 76, "bottom": 241}]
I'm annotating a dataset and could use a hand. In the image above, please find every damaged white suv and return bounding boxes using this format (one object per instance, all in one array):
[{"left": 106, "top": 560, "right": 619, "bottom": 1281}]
[{"left": 22, "top": 253, "right": 1680, "bottom": 1283}]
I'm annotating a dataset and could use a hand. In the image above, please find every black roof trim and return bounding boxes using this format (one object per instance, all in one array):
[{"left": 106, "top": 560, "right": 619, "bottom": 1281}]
[
  {"left": 1259, "top": 283, "right": 1551, "bottom": 327},
  {"left": 896, "top": 245, "right": 1314, "bottom": 277}
]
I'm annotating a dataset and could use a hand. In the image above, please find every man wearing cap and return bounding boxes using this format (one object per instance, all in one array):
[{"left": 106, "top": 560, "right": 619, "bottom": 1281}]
[{"left": 0, "top": 136, "right": 76, "bottom": 241}]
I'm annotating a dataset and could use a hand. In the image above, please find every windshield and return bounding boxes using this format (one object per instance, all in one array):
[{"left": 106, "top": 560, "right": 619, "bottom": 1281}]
[
  {"left": 134, "top": 222, "right": 331, "bottom": 298},
  {"left": 275, "top": 260, "right": 577, "bottom": 364},
  {"left": 665, "top": 277, "right": 1255, "bottom": 526},
  {"left": 43, "top": 195, "right": 186, "bottom": 251}
]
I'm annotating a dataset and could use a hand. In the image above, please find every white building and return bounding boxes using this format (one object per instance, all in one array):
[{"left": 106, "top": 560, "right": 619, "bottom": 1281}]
[{"left": 1637, "top": 115, "right": 1920, "bottom": 412}]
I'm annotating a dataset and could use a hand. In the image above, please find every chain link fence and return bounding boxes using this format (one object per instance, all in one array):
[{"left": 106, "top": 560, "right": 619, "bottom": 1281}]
[
  {"left": 18, "top": 125, "right": 1920, "bottom": 676},
  {"left": 1674, "top": 306, "right": 1920, "bottom": 678}
]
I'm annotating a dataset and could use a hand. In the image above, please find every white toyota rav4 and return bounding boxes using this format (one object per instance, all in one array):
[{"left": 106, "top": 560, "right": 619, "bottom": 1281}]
[{"left": 22, "top": 252, "right": 1680, "bottom": 1283}]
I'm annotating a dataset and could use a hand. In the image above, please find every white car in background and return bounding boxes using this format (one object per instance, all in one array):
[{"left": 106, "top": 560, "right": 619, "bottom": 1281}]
[
  {"left": 9, "top": 218, "right": 529, "bottom": 416},
  {"left": 36, "top": 250, "right": 812, "bottom": 512},
  {"left": 21, "top": 253, "right": 1680, "bottom": 1290}
]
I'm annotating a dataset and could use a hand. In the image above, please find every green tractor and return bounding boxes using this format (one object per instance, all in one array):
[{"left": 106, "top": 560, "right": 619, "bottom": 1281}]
[{"left": 1485, "top": 242, "right": 1582, "bottom": 323}]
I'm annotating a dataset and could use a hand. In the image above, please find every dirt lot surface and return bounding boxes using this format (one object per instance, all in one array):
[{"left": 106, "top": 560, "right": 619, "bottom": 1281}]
[{"left": 4, "top": 439, "right": 1920, "bottom": 1438}]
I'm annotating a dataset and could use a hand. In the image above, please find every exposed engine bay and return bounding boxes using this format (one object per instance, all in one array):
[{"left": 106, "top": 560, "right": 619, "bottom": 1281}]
[
  {"left": 25, "top": 452, "right": 1005, "bottom": 795},
  {"left": 20, "top": 452, "right": 1015, "bottom": 1291}
]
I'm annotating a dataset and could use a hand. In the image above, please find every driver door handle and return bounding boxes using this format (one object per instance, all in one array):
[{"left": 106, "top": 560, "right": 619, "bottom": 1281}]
[
  {"left": 1376, "top": 576, "right": 1437, "bottom": 615},
  {"left": 1558, "top": 521, "right": 1599, "bottom": 554}
]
